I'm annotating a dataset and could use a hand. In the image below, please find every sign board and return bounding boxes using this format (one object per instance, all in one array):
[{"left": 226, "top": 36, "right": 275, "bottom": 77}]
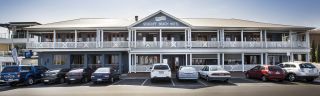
[
  {"left": 163, "top": 59, "right": 168, "bottom": 64},
  {"left": 134, "top": 13, "right": 188, "bottom": 27}
]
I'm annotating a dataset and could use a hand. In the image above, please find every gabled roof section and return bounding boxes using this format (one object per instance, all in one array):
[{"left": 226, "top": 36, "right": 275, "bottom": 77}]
[{"left": 130, "top": 10, "right": 192, "bottom": 27}]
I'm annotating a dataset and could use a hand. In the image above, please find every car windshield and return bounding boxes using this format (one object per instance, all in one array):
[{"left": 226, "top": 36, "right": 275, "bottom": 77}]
[
  {"left": 69, "top": 69, "right": 83, "bottom": 72},
  {"left": 210, "top": 66, "right": 224, "bottom": 71},
  {"left": 95, "top": 68, "right": 110, "bottom": 73},
  {"left": 299, "top": 63, "right": 316, "bottom": 68},
  {"left": 268, "top": 66, "right": 282, "bottom": 71},
  {"left": 154, "top": 65, "right": 169, "bottom": 70},
  {"left": 1, "top": 67, "right": 18, "bottom": 73},
  {"left": 180, "top": 67, "right": 196, "bottom": 71}
]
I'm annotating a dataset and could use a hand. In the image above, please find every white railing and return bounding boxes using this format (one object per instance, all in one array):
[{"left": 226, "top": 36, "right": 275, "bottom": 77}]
[
  {"left": 102, "top": 41, "right": 129, "bottom": 48},
  {"left": 134, "top": 65, "right": 152, "bottom": 72},
  {"left": 267, "top": 41, "right": 291, "bottom": 48},
  {"left": 191, "top": 41, "right": 219, "bottom": 48},
  {"left": 135, "top": 41, "right": 159, "bottom": 48},
  {"left": 223, "top": 41, "right": 242, "bottom": 48},
  {"left": 27, "top": 41, "right": 308, "bottom": 49},
  {"left": 162, "top": 41, "right": 186, "bottom": 48}
]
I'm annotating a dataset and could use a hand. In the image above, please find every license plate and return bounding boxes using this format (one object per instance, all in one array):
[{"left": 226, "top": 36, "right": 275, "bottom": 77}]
[
  {"left": 70, "top": 78, "right": 75, "bottom": 81},
  {"left": 8, "top": 79, "right": 13, "bottom": 81},
  {"left": 44, "top": 80, "right": 49, "bottom": 82},
  {"left": 159, "top": 71, "right": 164, "bottom": 74},
  {"left": 275, "top": 72, "right": 280, "bottom": 74},
  {"left": 97, "top": 79, "right": 102, "bottom": 81}
]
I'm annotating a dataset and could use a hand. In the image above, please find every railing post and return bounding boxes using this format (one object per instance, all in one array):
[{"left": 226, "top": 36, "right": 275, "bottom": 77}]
[
  {"left": 53, "top": 30, "right": 56, "bottom": 49},
  {"left": 159, "top": 29, "right": 162, "bottom": 48},
  {"left": 241, "top": 29, "right": 244, "bottom": 48},
  {"left": 74, "top": 30, "right": 77, "bottom": 48}
]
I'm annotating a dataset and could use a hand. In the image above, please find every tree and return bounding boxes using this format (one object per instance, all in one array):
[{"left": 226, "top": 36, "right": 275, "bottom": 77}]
[{"left": 316, "top": 43, "right": 319, "bottom": 63}]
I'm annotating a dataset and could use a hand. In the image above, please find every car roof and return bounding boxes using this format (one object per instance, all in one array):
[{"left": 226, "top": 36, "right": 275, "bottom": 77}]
[
  {"left": 153, "top": 63, "right": 169, "bottom": 66},
  {"left": 281, "top": 61, "right": 309, "bottom": 65}
]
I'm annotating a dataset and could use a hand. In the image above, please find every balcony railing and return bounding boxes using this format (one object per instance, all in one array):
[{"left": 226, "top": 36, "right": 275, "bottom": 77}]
[{"left": 27, "top": 41, "right": 308, "bottom": 49}]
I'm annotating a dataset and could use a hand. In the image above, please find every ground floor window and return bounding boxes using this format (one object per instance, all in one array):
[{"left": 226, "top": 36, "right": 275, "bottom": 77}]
[
  {"left": 106, "top": 54, "right": 120, "bottom": 64},
  {"left": 268, "top": 55, "right": 289, "bottom": 65},
  {"left": 294, "top": 54, "right": 306, "bottom": 61},
  {"left": 53, "top": 55, "right": 68, "bottom": 65},
  {"left": 192, "top": 54, "right": 217, "bottom": 65},
  {"left": 136, "top": 55, "right": 159, "bottom": 65},
  {"left": 71, "top": 55, "right": 84, "bottom": 64},
  {"left": 244, "top": 55, "right": 261, "bottom": 64},
  {"left": 224, "top": 54, "right": 241, "bottom": 65}
]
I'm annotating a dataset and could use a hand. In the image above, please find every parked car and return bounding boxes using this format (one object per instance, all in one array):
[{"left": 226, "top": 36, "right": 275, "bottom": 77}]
[
  {"left": 150, "top": 63, "right": 171, "bottom": 82},
  {"left": 91, "top": 67, "right": 120, "bottom": 84},
  {"left": 199, "top": 66, "right": 231, "bottom": 82},
  {"left": 42, "top": 68, "right": 70, "bottom": 84},
  {"left": 245, "top": 65, "right": 286, "bottom": 82},
  {"left": 176, "top": 66, "right": 198, "bottom": 81},
  {"left": 277, "top": 62, "right": 319, "bottom": 82},
  {"left": 0, "top": 65, "right": 48, "bottom": 86},
  {"left": 65, "top": 68, "right": 93, "bottom": 84}
]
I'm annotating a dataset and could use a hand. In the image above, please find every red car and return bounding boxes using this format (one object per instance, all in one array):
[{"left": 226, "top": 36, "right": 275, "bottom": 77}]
[{"left": 245, "top": 65, "right": 286, "bottom": 82}]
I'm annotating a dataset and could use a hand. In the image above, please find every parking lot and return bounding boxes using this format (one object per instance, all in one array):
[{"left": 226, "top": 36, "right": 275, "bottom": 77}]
[{"left": 1, "top": 76, "right": 320, "bottom": 91}]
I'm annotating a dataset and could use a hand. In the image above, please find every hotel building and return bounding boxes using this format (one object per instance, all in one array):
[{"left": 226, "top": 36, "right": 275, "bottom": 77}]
[{"left": 25, "top": 10, "right": 313, "bottom": 73}]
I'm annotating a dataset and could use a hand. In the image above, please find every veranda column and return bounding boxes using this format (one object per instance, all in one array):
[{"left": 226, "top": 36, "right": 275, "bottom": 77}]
[
  {"left": 134, "top": 29, "right": 137, "bottom": 48},
  {"left": 128, "top": 29, "right": 131, "bottom": 48},
  {"left": 265, "top": 53, "right": 268, "bottom": 64},
  {"left": 184, "top": 29, "right": 187, "bottom": 48},
  {"left": 260, "top": 30, "right": 263, "bottom": 48},
  {"left": 190, "top": 53, "right": 193, "bottom": 65},
  {"left": 222, "top": 53, "right": 224, "bottom": 68},
  {"left": 160, "top": 54, "right": 163, "bottom": 63},
  {"left": 261, "top": 53, "right": 264, "bottom": 65},
  {"left": 264, "top": 30, "right": 267, "bottom": 48},
  {"left": 53, "top": 30, "right": 56, "bottom": 48},
  {"left": 134, "top": 54, "right": 137, "bottom": 73},
  {"left": 241, "top": 53, "right": 244, "bottom": 72},
  {"left": 306, "top": 31, "right": 310, "bottom": 48},
  {"left": 74, "top": 30, "right": 77, "bottom": 48},
  {"left": 185, "top": 54, "right": 188, "bottom": 66},
  {"left": 188, "top": 28, "right": 192, "bottom": 49},
  {"left": 128, "top": 53, "right": 131, "bottom": 73},
  {"left": 217, "top": 53, "right": 220, "bottom": 65}
]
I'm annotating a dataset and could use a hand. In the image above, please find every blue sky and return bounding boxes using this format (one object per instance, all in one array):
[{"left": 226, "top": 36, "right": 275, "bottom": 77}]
[{"left": 0, "top": 0, "right": 319, "bottom": 28}]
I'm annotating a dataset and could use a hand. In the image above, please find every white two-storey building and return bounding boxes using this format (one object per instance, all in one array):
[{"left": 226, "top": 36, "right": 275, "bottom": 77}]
[{"left": 25, "top": 10, "right": 313, "bottom": 73}]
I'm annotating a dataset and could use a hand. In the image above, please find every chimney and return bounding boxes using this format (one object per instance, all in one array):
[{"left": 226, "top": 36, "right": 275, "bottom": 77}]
[{"left": 135, "top": 16, "right": 138, "bottom": 21}]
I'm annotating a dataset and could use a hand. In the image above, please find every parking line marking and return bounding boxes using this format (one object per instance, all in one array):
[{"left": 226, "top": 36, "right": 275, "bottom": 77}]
[
  {"left": 112, "top": 79, "right": 123, "bottom": 85},
  {"left": 171, "top": 79, "right": 175, "bottom": 87},
  {"left": 198, "top": 80, "right": 208, "bottom": 86},
  {"left": 141, "top": 79, "right": 148, "bottom": 86}
]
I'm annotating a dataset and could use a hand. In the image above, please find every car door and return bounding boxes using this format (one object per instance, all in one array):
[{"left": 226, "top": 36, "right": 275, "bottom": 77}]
[
  {"left": 250, "top": 66, "right": 260, "bottom": 79},
  {"left": 199, "top": 66, "right": 207, "bottom": 78}
]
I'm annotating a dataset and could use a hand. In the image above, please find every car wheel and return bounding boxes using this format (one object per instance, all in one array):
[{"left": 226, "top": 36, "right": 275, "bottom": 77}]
[
  {"left": 261, "top": 76, "right": 267, "bottom": 82},
  {"left": 223, "top": 79, "right": 229, "bottom": 82},
  {"left": 59, "top": 78, "right": 65, "bottom": 84},
  {"left": 306, "top": 78, "right": 315, "bottom": 82},
  {"left": 9, "top": 83, "right": 17, "bottom": 87},
  {"left": 288, "top": 74, "right": 296, "bottom": 82},
  {"left": 206, "top": 76, "right": 210, "bottom": 81},
  {"left": 245, "top": 73, "right": 250, "bottom": 79},
  {"left": 26, "top": 77, "right": 34, "bottom": 85},
  {"left": 110, "top": 77, "right": 114, "bottom": 83},
  {"left": 82, "top": 77, "right": 88, "bottom": 83}
]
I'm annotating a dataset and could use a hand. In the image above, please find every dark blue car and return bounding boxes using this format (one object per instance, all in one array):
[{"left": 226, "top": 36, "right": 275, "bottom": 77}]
[
  {"left": 0, "top": 65, "right": 48, "bottom": 86},
  {"left": 91, "top": 67, "right": 120, "bottom": 84}
]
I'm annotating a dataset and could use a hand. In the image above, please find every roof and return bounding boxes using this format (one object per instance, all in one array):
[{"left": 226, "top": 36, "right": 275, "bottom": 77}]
[
  {"left": 25, "top": 11, "right": 313, "bottom": 30},
  {"left": 310, "top": 29, "right": 320, "bottom": 34}
]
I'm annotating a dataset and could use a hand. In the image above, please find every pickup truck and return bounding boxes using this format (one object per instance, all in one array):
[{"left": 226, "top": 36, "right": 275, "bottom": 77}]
[{"left": 0, "top": 65, "right": 48, "bottom": 86}]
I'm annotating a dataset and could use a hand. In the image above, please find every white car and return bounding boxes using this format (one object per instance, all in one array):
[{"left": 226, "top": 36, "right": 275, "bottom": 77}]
[
  {"left": 177, "top": 66, "right": 198, "bottom": 81},
  {"left": 199, "top": 65, "right": 231, "bottom": 82},
  {"left": 277, "top": 61, "right": 319, "bottom": 82},
  {"left": 150, "top": 63, "right": 171, "bottom": 82}
]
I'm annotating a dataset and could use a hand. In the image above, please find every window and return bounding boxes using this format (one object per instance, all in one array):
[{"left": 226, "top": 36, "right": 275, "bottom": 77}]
[
  {"left": 54, "top": 55, "right": 67, "bottom": 65},
  {"left": 137, "top": 55, "right": 159, "bottom": 65},
  {"left": 2, "top": 67, "right": 18, "bottom": 72},
  {"left": 21, "top": 66, "right": 32, "bottom": 72},
  {"left": 71, "top": 55, "right": 84, "bottom": 64},
  {"left": 153, "top": 65, "right": 169, "bottom": 70},
  {"left": 110, "top": 54, "right": 119, "bottom": 64},
  {"left": 299, "top": 63, "right": 316, "bottom": 68}
]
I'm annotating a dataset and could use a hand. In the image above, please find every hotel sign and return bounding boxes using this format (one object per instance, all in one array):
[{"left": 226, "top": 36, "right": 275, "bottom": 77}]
[{"left": 134, "top": 13, "right": 187, "bottom": 27}]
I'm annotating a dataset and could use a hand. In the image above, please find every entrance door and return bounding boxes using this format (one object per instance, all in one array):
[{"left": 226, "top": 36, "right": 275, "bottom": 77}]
[
  {"left": 268, "top": 56, "right": 276, "bottom": 65},
  {"left": 163, "top": 55, "right": 185, "bottom": 72}
]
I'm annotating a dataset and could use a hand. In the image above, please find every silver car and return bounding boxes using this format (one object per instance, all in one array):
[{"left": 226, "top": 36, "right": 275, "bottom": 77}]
[
  {"left": 176, "top": 66, "right": 198, "bottom": 81},
  {"left": 277, "top": 61, "right": 319, "bottom": 82}
]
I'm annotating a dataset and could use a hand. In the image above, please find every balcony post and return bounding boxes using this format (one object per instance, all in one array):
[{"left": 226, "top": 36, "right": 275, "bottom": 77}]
[
  {"left": 306, "top": 31, "right": 310, "bottom": 48},
  {"left": 96, "top": 29, "right": 100, "bottom": 48},
  {"left": 128, "top": 29, "right": 131, "bottom": 48},
  {"left": 128, "top": 53, "right": 131, "bottom": 73},
  {"left": 265, "top": 53, "right": 268, "bottom": 64},
  {"left": 190, "top": 53, "right": 192, "bottom": 65},
  {"left": 160, "top": 29, "right": 162, "bottom": 48},
  {"left": 134, "top": 29, "right": 137, "bottom": 48},
  {"left": 184, "top": 29, "right": 187, "bottom": 48},
  {"left": 188, "top": 28, "right": 192, "bottom": 49},
  {"left": 241, "top": 29, "right": 244, "bottom": 48},
  {"left": 264, "top": 30, "right": 267, "bottom": 48},
  {"left": 74, "top": 30, "right": 77, "bottom": 48},
  {"left": 289, "top": 30, "right": 293, "bottom": 48},
  {"left": 217, "top": 29, "right": 220, "bottom": 48},
  {"left": 260, "top": 30, "right": 263, "bottom": 48},
  {"left": 101, "top": 29, "right": 104, "bottom": 48},
  {"left": 53, "top": 30, "right": 56, "bottom": 48}
]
